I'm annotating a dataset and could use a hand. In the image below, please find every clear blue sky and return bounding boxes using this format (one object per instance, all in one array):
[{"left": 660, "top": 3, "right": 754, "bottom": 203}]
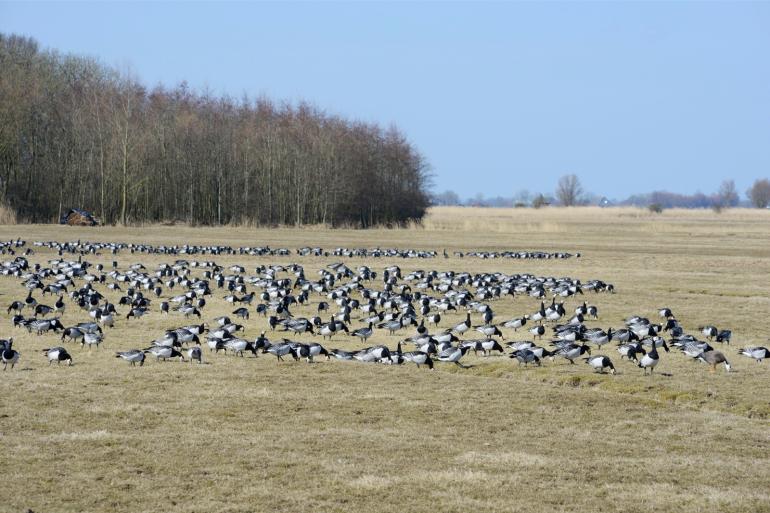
[{"left": 2, "top": 1, "right": 769, "bottom": 200}]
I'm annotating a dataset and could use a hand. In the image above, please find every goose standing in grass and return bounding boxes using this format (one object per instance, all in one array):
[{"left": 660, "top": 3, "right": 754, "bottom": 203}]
[
  {"left": 115, "top": 349, "right": 146, "bottom": 366},
  {"left": 426, "top": 313, "right": 441, "bottom": 327},
  {"left": 617, "top": 343, "right": 645, "bottom": 363},
  {"left": 82, "top": 331, "right": 103, "bottom": 350},
  {"left": 474, "top": 324, "right": 503, "bottom": 339},
  {"left": 437, "top": 344, "right": 470, "bottom": 367},
  {"left": 700, "top": 325, "right": 718, "bottom": 340},
  {"left": 42, "top": 347, "right": 72, "bottom": 366},
  {"left": 451, "top": 313, "right": 472, "bottom": 335},
  {"left": 2, "top": 339, "right": 20, "bottom": 370},
  {"left": 696, "top": 351, "right": 731, "bottom": 372},
  {"left": 187, "top": 345, "right": 202, "bottom": 364},
  {"left": 351, "top": 322, "right": 374, "bottom": 343},
  {"left": 716, "top": 330, "right": 732, "bottom": 345},
  {"left": 264, "top": 341, "right": 294, "bottom": 361},
  {"left": 329, "top": 348, "right": 356, "bottom": 361},
  {"left": 476, "top": 339, "right": 505, "bottom": 356},
  {"left": 738, "top": 346, "right": 769, "bottom": 363},
  {"left": 553, "top": 343, "right": 591, "bottom": 364},
  {"left": 509, "top": 349, "right": 541, "bottom": 367},
  {"left": 584, "top": 355, "right": 616, "bottom": 374},
  {"left": 501, "top": 316, "right": 527, "bottom": 331},
  {"left": 145, "top": 346, "right": 185, "bottom": 362},
  {"left": 638, "top": 340, "right": 668, "bottom": 375},
  {"left": 529, "top": 325, "right": 545, "bottom": 340},
  {"left": 396, "top": 343, "right": 434, "bottom": 369}
]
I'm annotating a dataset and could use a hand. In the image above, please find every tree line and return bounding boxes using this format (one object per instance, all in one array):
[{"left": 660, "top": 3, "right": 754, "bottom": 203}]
[
  {"left": 434, "top": 175, "right": 770, "bottom": 209},
  {"left": 0, "top": 34, "right": 431, "bottom": 226}
]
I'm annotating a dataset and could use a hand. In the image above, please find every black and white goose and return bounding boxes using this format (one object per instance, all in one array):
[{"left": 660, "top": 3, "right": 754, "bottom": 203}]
[
  {"left": 2, "top": 339, "right": 20, "bottom": 370},
  {"left": 187, "top": 345, "right": 202, "bottom": 364},
  {"left": 553, "top": 343, "right": 591, "bottom": 364},
  {"left": 475, "top": 339, "right": 504, "bottom": 356},
  {"left": 115, "top": 349, "right": 146, "bottom": 366},
  {"left": 396, "top": 342, "right": 434, "bottom": 369},
  {"left": 509, "top": 348, "right": 541, "bottom": 367},
  {"left": 436, "top": 344, "right": 471, "bottom": 367},
  {"left": 699, "top": 325, "right": 718, "bottom": 340},
  {"left": 351, "top": 323, "right": 374, "bottom": 343},
  {"left": 42, "top": 346, "right": 72, "bottom": 366},
  {"left": 738, "top": 346, "right": 769, "bottom": 363},
  {"left": 145, "top": 346, "right": 185, "bottom": 361},
  {"left": 451, "top": 313, "right": 472, "bottom": 335},
  {"left": 500, "top": 316, "right": 528, "bottom": 331},
  {"left": 617, "top": 343, "right": 645, "bottom": 363},
  {"left": 82, "top": 332, "right": 104, "bottom": 350},
  {"left": 529, "top": 325, "right": 545, "bottom": 340},
  {"left": 474, "top": 324, "right": 503, "bottom": 339},
  {"left": 584, "top": 355, "right": 616, "bottom": 374},
  {"left": 638, "top": 340, "right": 668, "bottom": 375}
]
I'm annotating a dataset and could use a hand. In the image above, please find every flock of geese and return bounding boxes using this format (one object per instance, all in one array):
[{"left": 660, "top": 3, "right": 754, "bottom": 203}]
[
  {"left": 4, "top": 239, "right": 580, "bottom": 261},
  {"left": 0, "top": 245, "right": 766, "bottom": 379}
]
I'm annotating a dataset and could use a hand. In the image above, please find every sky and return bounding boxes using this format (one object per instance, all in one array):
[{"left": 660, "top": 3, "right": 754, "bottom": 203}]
[{"left": 2, "top": 1, "right": 769, "bottom": 200}]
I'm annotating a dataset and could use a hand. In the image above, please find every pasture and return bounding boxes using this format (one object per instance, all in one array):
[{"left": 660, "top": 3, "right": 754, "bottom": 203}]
[{"left": 1, "top": 207, "right": 769, "bottom": 513}]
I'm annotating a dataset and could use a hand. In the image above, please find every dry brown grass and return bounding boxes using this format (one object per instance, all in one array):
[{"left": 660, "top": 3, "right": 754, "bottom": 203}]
[{"left": 0, "top": 207, "right": 769, "bottom": 513}]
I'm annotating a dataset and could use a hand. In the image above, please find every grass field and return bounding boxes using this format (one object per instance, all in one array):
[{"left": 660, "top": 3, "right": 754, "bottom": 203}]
[{"left": 1, "top": 207, "right": 769, "bottom": 513}]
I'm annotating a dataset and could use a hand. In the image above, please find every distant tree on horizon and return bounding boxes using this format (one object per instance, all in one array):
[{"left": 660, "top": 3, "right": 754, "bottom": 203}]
[
  {"left": 716, "top": 179, "right": 740, "bottom": 208},
  {"left": 556, "top": 174, "right": 583, "bottom": 206},
  {"left": 747, "top": 179, "right": 770, "bottom": 208}
]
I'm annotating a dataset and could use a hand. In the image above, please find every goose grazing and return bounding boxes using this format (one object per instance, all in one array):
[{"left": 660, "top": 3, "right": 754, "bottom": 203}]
[
  {"left": 187, "top": 345, "right": 202, "bottom": 364},
  {"left": 590, "top": 328, "right": 614, "bottom": 348},
  {"left": 2, "top": 339, "right": 20, "bottom": 370},
  {"left": 329, "top": 348, "right": 356, "bottom": 361},
  {"left": 553, "top": 343, "right": 591, "bottom": 364},
  {"left": 34, "top": 303, "right": 53, "bottom": 317},
  {"left": 82, "top": 332, "right": 103, "bottom": 350},
  {"left": 474, "top": 324, "right": 503, "bottom": 339},
  {"left": 232, "top": 307, "right": 250, "bottom": 320},
  {"left": 224, "top": 339, "right": 258, "bottom": 357},
  {"left": 6, "top": 300, "right": 24, "bottom": 314},
  {"left": 715, "top": 330, "right": 732, "bottom": 345},
  {"left": 696, "top": 351, "right": 731, "bottom": 372},
  {"left": 584, "top": 355, "right": 616, "bottom": 374},
  {"left": 264, "top": 342, "right": 294, "bottom": 361},
  {"left": 617, "top": 343, "right": 645, "bottom": 363},
  {"left": 42, "top": 346, "right": 72, "bottom": 366},
  {"left": 126, "top": 307, "right": 148, "bottom": 320},
  {"left": 658, "top": 307, "right": 673, "bottom": 318},
  {"left": 115, "top": 349, "right": 146, "bottom": 366},
  {"left": 476, "top": 339, "right": 505, "bottom": 356},
  {"left": 738, "top": 346, "right": 769, "bottom": 363},
  {"left": 436, "top": 345, "right": 470, "bottom": 367},
  {"left": 638, "top": 340, "right": 668, "bottom": 375},
  {"left": 699, "top": 325, "right": 718, "bottom": 340},
  {"left": 528, "top": 325, "right": 545, "bottom": 340},
  {"left": 397, "top": 343, "right": 434, "bottom": 369},
  {"left": 451, "top": 313, "right": 472, "bottom": 335},
  {"left": 426, "top": 313, "right": 441, "bottom": 327},
  {"left": 144, "top": 346, "right": 185, "bottom": 362},
  {"left": 509, "top": 349, "right": 541, "bottom": 367},
  {"left": 501, "top": 316, "right": 527, "bottom": 331}
]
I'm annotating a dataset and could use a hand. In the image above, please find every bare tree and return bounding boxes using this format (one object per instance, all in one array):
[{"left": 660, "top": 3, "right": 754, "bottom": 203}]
[
  {"left": 556, "top": 174, "right": 583, "bottom": 206},
  {"left": 716, "top": 179, "right": 739, "bottom": 208},
  {"left": 747, "top": 179, "right": 770, "bottom": 208},
  {"left": 0, "top": 33, "right": 432, "bottom": 227}
]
